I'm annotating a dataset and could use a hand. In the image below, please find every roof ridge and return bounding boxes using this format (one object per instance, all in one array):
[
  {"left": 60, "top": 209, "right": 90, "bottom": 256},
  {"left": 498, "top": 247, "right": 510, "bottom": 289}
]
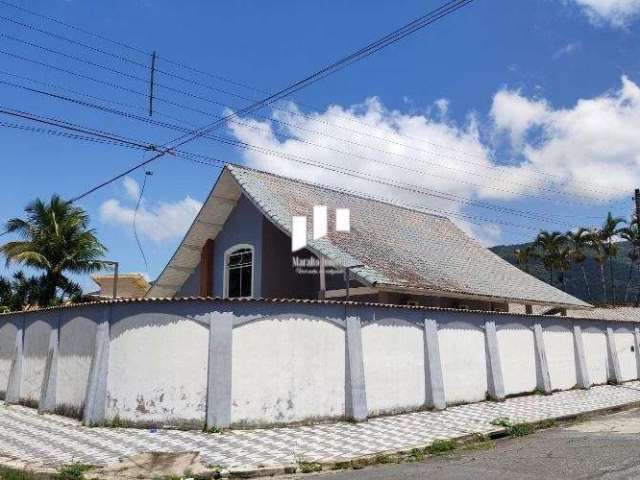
[{"left": 225, "top": 163, "right": 449, "bottom": 220}]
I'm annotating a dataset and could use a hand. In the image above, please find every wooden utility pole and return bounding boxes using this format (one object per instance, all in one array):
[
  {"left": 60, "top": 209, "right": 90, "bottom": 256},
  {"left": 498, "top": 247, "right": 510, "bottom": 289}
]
[{"left": 148, "top": 51, "right": 157, "bottom": 117}]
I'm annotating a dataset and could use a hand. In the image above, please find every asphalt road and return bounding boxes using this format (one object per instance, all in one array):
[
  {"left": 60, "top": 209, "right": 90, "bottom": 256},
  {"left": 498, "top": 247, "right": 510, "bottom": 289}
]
[{"left": 293, "top": 408, "right": 640, "bottom": 479}]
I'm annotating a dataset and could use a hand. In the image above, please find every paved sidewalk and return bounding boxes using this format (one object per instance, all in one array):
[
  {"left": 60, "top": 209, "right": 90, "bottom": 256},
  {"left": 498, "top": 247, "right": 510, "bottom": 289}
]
[{"left": 2, "top": 382, "right": 640, "bottom": 475}]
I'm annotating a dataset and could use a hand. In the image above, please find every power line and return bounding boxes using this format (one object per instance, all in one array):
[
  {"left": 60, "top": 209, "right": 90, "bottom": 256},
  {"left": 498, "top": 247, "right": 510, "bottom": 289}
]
[
  {"left": 0, "top": 70, "right": 611, "bottom": 207},
  {"left": 0, "top": 102, "right": 591, "bottom": 224},
  {"left": 0, "top": 2, "right": 615, "bottom": 196},
  {"left": 133, "top": 171, "right": 153, "bottom": 271},
  {"left": 61, "top": 0, "right": 478, "bottom": 202},
  {"left": 0, "top": 34, "right": 613, "bottom": 200},
  {"left": 0, "top": 115, "right": 580, "bottom": 231}
]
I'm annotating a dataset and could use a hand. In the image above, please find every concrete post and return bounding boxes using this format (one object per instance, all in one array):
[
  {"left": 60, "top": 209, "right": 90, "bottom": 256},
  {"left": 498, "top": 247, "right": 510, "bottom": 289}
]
[
  {"left": 38, "top": 313, "right": 60, "bottom": 413},
  {"left": 5, "top": 314, "right": 24, "bottom": 404},
  {"left": 533, "top": 322, "right": 552, "bottom": 394},
  {"left": 606, "top": 326, "right": 623, "bottom": 384},
  {"left": 572, "top": 324, "right": 591, "bottom": 389},
  {"left": 205, "top": 312, "right": 233, "bottom": 429},
  {"left": 423, "top": 318, "right": 446, "bottom": 410},
  {"left": 634, "top": 326, "right": 640, "bottom": 379},
  {"left": 484, "top": 319, "right": 505, "bottom": 401},
  {"left": 83, "top": 307, "right": 111, "bottom": 426},
  {"left": 345, "top": 315, "right": 367, "bottom": 422}
]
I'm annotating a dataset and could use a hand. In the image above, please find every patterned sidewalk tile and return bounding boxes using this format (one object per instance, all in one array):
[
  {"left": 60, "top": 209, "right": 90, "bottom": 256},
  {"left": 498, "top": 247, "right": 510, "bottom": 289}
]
[{"left": 1, "top": 382, "right": 640, "bottom": 471}]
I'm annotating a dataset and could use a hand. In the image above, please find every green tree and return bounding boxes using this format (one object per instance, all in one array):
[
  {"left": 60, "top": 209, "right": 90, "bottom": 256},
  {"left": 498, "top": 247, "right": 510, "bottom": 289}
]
[
  {"left": 566, "top": 228, "right": 593, "bottom": 302},
  {"left": 515, "top": 245, "right": 537, "bottom": 273},
  {"left": 535, "top": 231, "right": 566, "bottom": 287},
  {"left": 598, "top": 212, "right": 626, "bottom": 305},
  {"left": 0, "top": 195, "right": 106, "bottom": 308},
  {"left": 620, "top": 220, "right": 640, "bottom": 303}
]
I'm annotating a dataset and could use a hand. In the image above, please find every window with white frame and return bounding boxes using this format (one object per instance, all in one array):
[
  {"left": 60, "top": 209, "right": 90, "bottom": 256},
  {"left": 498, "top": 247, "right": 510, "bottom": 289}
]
[{"left": 224, "top": 245, "right": 254, "bottom": 298}]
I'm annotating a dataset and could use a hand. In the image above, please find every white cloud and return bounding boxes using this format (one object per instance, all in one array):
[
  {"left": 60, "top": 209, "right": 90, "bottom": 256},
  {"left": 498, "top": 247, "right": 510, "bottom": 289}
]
[
  {"left": 487, "top": 76, "right": 640, "bottom": 201},
  {"left": 122, "top": 176, "right": 140, "bottom": 201},
  {"left": 491, "top": 90, "right": 548, "bottom": 145},
  {"left": 552, "top": 42, "right": 581, "bottom": 59},
  {"left": 569, "top": 0, "right": 640, "bottom": 26},
  {"left": 100, "top": 178, "right": 202, "bottom": 243},
  {"left": 227, "top": 97, "right": 496, "bottom": 227}
]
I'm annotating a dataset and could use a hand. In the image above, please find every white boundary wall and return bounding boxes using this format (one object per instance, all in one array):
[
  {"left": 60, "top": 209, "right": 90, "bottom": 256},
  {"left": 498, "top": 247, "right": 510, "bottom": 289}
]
[{"left": 0, "top": 299, "right": 638, "bottom": 428}]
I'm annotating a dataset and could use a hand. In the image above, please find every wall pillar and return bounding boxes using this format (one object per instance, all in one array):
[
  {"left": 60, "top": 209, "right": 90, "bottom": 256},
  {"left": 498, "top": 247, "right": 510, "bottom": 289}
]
[
  {"left": 83, "top": 307, "right": 111, "bottom": 426},
  {"left": 484, "top": 319, "right": 505, "bottom": 401},
  {"left": 205, "top": 312, "right": 233, "bottom": 429},
  {"left": 5, "top": 314, "right": 24, "bottom": 404},
  {"left": 38, "top": 313, "right": 60, "bottom": 413},
  {"left": 634, "top": 326, "right": 640, "bottom": 379},
  {"left": 573, "top": 324, "right": 591, "bottom": 389},
  {"left": 345, "top": 315, "right": 367, "bottom": 422},
  {"left": 423, "top": 317, "right": 445, "bottom": 410},
  {"left": 606, "top": 326, "right": 623, "bottom": 384},
  {"left": 533, "top": 322, "right": 552, "bottom": 394}
]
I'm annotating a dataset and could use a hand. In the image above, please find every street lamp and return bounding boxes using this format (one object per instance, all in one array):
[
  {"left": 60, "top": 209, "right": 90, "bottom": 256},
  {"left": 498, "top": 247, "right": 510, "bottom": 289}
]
[{"left": 92, "top": 260, "right": 119, "bottom": 299}]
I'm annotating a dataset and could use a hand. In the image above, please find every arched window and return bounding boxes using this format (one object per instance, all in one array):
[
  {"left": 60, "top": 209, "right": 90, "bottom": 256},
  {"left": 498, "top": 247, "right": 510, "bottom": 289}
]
[{"left": 224, "top": 244, "right": 254, "bottom": 298}]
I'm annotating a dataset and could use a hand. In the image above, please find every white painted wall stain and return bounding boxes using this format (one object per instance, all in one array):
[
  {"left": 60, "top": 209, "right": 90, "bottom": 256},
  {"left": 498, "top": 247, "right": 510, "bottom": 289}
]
[
  {"left": 497, "top": 324, "right": 537, "bottom": 395},
  {"left": 231, "top": 316, "right": 345, "bottom": 425},
  {"left": 439, "top": 322, "right": 488, "bottom": 404},
  {"left": 107, "top": 317, "right": 208, "bottom": 424},
  {"left": 544, "top": 326, "right": 578, "bottom": 390},
  {"left": 362, "top": 319, "right": 425, "bottom": 415}
]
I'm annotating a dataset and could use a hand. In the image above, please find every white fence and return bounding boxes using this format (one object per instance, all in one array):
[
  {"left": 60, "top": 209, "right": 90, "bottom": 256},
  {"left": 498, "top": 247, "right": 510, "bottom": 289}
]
[{"left": 0, "top": 299, "right": 638, "bottom": 428}]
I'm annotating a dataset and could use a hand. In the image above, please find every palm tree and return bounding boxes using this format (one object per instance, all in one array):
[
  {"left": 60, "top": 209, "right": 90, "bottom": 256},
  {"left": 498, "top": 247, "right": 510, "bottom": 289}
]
[
  {"left": 566, "top": 228, "right": 593, "bottom": 302},
  {"left": 620, "top": 220, "right": 640, "bottom": 303},
  {"left": 556, "top": 245, "right": 573, "bottom": 292},
  {"left": 0, "top": 195, "right": 106, "bottom": 308},
  {"left": 599, "top": 212, "right": 626, "bottom": 306},
  {"left": 535, "top": 231, "right": 566, "bottom": 287},
  {"left": 515, "top": 245, "right": 537, "bottom": 273}
]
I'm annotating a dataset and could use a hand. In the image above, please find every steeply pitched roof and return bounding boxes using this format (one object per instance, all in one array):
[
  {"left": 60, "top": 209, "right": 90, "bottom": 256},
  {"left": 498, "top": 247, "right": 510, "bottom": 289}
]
[{"left": 148, "top": 164, "right": 590, "bottom": 309}]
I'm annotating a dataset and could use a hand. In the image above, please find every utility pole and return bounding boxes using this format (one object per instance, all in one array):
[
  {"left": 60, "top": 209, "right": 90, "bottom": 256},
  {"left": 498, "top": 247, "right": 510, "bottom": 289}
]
[
  {"left": 635, "top": 189, "right": 640, "bottom": 307},
  {"left": 148, "top": 51, "right": 156, "bottom": 117}
]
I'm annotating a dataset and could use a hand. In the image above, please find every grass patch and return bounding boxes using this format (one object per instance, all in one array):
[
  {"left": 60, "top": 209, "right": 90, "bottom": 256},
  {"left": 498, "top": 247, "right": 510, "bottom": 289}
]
[
  {"left": 427, "top": 439, "right": 456, "bottom": 455},
  {"left": 203, "top": 426, "right": 223, "bottom": 434},
  {"left": 408, "top": 447, "right": 426, "bottom": 462},
  {"left": 297, "top": 461, "right": 322, "bottom": 473},
  {"left": 507, "top": 423, "right": 535, "bottom": 437},
  {"left": 0, "top": 467, "right": 50, "bottom": 480},
  {"left": 54, "top": 464, "right": 92, "bottom": 480},
  {"left": 373, "top": 454, "right": 399, "bottom": 465},
  {"left": 460, "top": 434, "right": 496, "bottom": 451}
]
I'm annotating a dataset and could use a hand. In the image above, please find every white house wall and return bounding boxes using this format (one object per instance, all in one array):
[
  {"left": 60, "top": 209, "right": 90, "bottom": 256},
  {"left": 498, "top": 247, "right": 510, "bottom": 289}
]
[
  {"left": 231, "top": 316, "right": 345, "bottom": 426},
  {"left": 438, "top": 319, "right": 488, "bottom": 404},
  {"left": 1, "top": 301, "right": 640, "bottom": 428},
  {"left": 0, "top": 319, "right": 18, "bottom": 397},
  {"left": 21, "top": 315, "right": 50, "bottom": 404},
  {"left": 106, "top": 311, "right": 209, "bottom": 425},
  {"left": 361, "top": 318, "right": 425, "bottom": 415},
  {"left": 497, "top": 322, "right": 537, "bottom": 395},
  {"left": 583, "top": 327, "right": 608, "bottom": 385},
  {"left": 543, "top": 324, "right": 578, "bottom": 390},
  {"left": 615, "top": 327, "right": 637, "bottom": 382}
]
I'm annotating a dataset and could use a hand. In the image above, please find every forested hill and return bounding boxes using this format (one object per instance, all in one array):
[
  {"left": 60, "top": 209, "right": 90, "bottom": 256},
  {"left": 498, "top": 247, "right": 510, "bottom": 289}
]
[{"left": 490, "top": 241, "right": 639, "bottom": 305}]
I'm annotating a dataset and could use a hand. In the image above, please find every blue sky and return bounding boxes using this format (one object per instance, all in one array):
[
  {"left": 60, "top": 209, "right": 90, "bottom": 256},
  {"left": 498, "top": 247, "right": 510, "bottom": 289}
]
[{"left": 1, "top": 0, "right": 640, "bottom": 290}]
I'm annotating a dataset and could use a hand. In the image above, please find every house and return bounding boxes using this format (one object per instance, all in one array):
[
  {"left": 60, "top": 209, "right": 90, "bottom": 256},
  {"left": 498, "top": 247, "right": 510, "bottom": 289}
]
[
  {"left": 147, "top": 164, "right": 590, "bottom": 312},
  {"left": 91, "top": 273, "right": 150, "bottom": 299}
]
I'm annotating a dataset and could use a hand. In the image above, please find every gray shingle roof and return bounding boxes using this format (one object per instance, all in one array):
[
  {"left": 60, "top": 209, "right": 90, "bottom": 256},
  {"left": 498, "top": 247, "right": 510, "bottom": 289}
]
[{"left": 229, "top": 165, "right": 590, "bottom": 309}]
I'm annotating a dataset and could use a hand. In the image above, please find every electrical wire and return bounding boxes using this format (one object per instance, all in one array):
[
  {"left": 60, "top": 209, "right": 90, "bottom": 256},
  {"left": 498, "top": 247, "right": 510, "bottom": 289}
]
[
  {"left": 133, "top": 170, "right": 152, "bottom": 272},
  {"left": 0, "top": 104, "right": 591, "bottom": 225},
  {"left": 0, "top": 2, "right": 616, "bottom": 196}
]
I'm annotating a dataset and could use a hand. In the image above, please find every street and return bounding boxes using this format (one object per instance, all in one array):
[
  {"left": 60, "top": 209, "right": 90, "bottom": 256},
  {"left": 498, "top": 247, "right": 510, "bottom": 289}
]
[{"left": 296, "top": 408, "right": 640, "bottom": 479}]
